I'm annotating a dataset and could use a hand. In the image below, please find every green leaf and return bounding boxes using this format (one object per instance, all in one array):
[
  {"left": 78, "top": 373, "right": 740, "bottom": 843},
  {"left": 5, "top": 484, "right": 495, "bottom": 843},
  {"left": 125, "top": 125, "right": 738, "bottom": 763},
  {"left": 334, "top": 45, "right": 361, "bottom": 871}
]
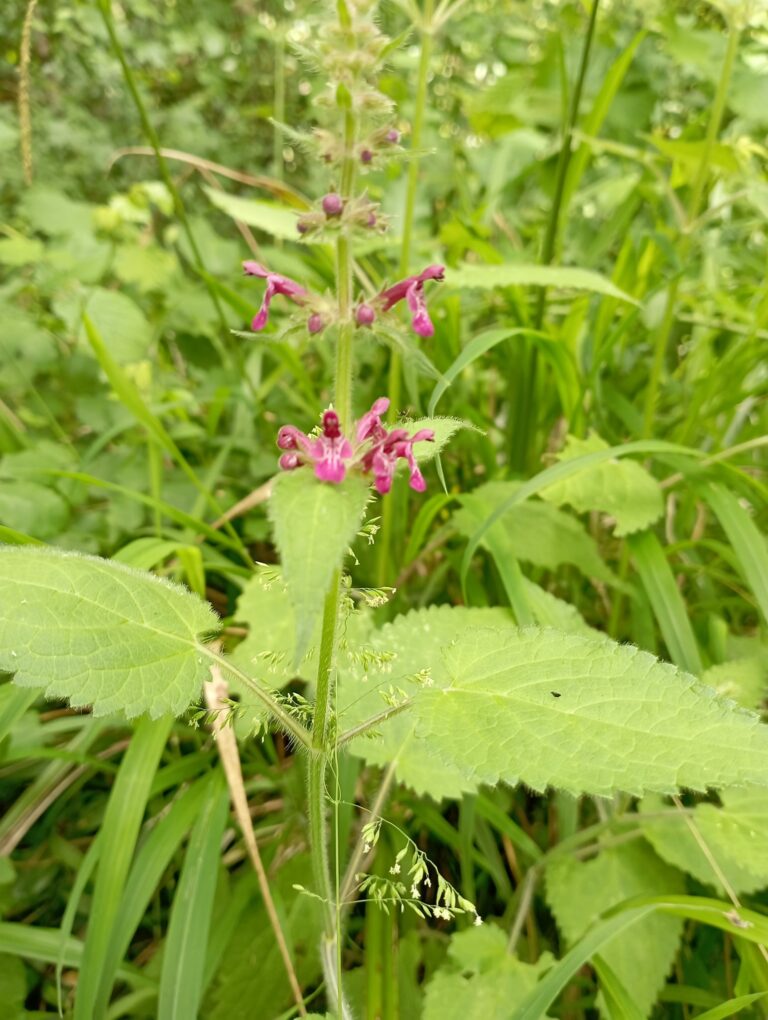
[
  {"left": 158, "top": 777, "right": 229, "bottom": 1020},
  {"left": 546, "top": 841, "right": 685, "bottom": 1017},
  {"left": 693, "top": 993, "right": 768, "bottom": 1020},
  {"left": 641, "top": 788, "right": 768, "bottom": 895},
  {"left": 0, "top": 953, "right": 26, "bottom": 1020},
  {"left": 203, "top": 187, "right": 301, "bottom": 240},
  {"left": 0, "top": 481, "right": 70, "bottom": 540},
  {"left": 340, "top": 606, "right": 514, "bottom": 799},
  {"left": 79, "top": 288, "right": 153, "bottom": 363},
  {"left": 454, "top": 481, "right": 619, "bottom": 585},
  {"left": 268, "top": 472, "right": 369, "bottom": 662},
  {"left": 0, "top": 235, "right": 44, "bottom": 266},
  {"left": 406, "top": 624, "right": 768, "bottom": 796},
  {"left": 423, "top": 926, "right": 554, "bottom": 1020},
  {"left": 701, "top": 657, "right": 766, "bottom": 710},
  {"left": 540, "top": 433, "right": 664, "bottom": 537},
  {"left": 400, "top": 417, "right": 478, "bottom": 462},
  {"left": 0, "top": 546, "right": 219, "bottom": 719},
  {"left": 113, "top": 243, "right": 178, "bottom": 292},
  {"left": 446, "top": 263, "right": 637, "bottom": 304}
]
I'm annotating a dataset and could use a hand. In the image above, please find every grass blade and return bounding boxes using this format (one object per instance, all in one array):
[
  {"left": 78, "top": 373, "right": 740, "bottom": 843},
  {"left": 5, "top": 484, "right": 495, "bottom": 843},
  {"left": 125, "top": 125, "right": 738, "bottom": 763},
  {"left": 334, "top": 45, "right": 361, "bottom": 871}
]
[
  {"left": 157, "top": 775, "right": 229, "bottom": 1020},
  {"left": 703, "top": 482, "right": 768, "bottom": 626},
  {"left": 74, "top": 717, "right": 173, "bottom": 1020},
  {"left": 628, "top": 530, "right": 703, "bottom": 675}
]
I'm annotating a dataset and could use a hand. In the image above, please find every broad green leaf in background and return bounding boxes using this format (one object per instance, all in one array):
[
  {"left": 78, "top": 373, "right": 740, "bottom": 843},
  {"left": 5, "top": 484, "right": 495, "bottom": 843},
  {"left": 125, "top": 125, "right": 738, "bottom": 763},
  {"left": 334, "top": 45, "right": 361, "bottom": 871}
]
[
  {"left": 403, "top": 624, "right": 768, "bottom": 795},
  {"left": 268, "top": 471, "right": 370, "bottom": 662},
  {"left": 701, "top": 656, "right": 766, "bottom": 710},
  {"left": 0, "top": 953, "right": 26, "bottom": 1020},
  {"left": 446, "top": 263, "right": 638, "bottom": 303},
  {"left": 0, "top": 546, "right": 219, "bottom": 718},
  {"left": 540, "top": 432, "right": 664, "bottom": 536},
  {"left": 640, "top": 787, "right": 768, "bottom": 896},
  {"left": 203, "top": 855, "right": 324, "bottom": 1019},
  {"left": 0, "top": 481, "right": 70, "bottom": 540},
  {"left": 203, "top": 186, "right": 303, "bottom": 241},
  {"left": 546, "top": 841, "right": 685, "bottom": 1018},
  {"left": 79, "top": 288, "right": 153, "bottom": 363},
  {"left": 454, "top": 481, "right": 619, "bottom": 585},
  {"left": 423, "top": 926, "right": 554, "bottom": 1020}
]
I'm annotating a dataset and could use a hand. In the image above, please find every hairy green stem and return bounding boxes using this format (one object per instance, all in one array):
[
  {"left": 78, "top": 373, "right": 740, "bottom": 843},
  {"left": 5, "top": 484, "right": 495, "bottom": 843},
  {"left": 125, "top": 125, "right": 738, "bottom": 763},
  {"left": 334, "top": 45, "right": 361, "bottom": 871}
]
[
  {"left": 642, "top": 16, "right": 740, "bottom": 438},
  {"left": 377, "top": 0, "right": 434, "bottom": 584},
  {"left": 273, "top": 34, "right": 285, "bottom": 182},
  {"left": 509, "top": 0, "right": 600, "bottom": 471}
]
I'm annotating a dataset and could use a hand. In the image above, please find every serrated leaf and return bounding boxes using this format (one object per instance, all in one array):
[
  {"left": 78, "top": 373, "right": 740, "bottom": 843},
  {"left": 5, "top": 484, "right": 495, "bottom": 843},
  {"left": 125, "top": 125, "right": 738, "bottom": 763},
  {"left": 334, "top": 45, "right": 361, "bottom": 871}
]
[
  {"left": 268, "top": 472, "right": 369, "bottom": 662},
  {"left": 0, "top": 546, "right": 219, "bottom": 718},
  {"left": 423, "top": 926, "right": 554, "bottom": 1020},
  {"left": 540, "top": 433, "right": 664, "bottom": 536},
  {"left": 400, "top": 417, "right": 477, "bottom": 462},
  {"left": 454, "top": 481, "right": 619, "bottom": 585},
  {"left": 446, "top": 263, "right": 637, "bottom": 303},
  {"left": 546, "top": 842, "right": 684, "bottom": 1018},
  {"left": 339, "top": 606, "right": 515, "bottom": 799},
  {"left": 203, "top": 187, "right": 301, "bottom": 240},
  {"left": 410, "top": 626, "right": 768, "bottom": 795},
  {"left": 640, "top": 787, "right": 768, "bottom": 895}
]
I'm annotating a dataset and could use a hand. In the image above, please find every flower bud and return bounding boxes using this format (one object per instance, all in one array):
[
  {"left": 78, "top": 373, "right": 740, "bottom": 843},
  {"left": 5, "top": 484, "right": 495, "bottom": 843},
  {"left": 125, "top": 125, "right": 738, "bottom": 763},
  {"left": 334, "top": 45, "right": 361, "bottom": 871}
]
[
  {"left": 308, "top": 313, "right": 325, "bottom": 334},
  {"left": 322, "top": 193, "right": 344, "bottom": 216},
  {"left": 360, "top": 148, "right": 373, "bottom": 164},
  {"left": 367, "top": 212, "right": 377, "bottom": 228},
  {"left": 322, "top": 410, "right": 341, "bottom": 438},
  {"left": 386, "top": 128, "right": 400, "bottom": 143},
  {"left": 356, "top": 304, "right": 375, "bottom": 326}
]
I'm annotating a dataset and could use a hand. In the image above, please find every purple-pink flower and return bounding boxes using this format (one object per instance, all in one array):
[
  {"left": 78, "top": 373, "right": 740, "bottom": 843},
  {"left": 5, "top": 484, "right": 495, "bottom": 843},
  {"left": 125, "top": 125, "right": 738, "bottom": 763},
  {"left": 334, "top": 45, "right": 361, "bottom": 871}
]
[
  {"left": 277, "top": 397, "right": 434, "bottom": 494},
  {"left": 379, "top": 265, "right": 445, "bottom": 338},
  {"left": 243, "top": 261, "right": 308, "bottom": 331}
]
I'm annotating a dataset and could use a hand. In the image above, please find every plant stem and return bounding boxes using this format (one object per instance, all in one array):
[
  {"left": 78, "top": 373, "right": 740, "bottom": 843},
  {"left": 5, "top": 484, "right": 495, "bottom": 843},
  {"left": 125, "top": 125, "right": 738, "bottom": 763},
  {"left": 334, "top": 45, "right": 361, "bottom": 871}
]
[
  {"left": 377, "top": 0, "right": 434, "bottom": 585},
  {"left": 509, "top": 0, "right": 600, "bottom": 471},
  {"left": 335, "top": 108, "right": 358, "bottom": 430},
  {"left": 642, "top": 16, "right": 740, "bottom": 438},
  {"left": 273, "top": 33, "right": 285, "bottom": 182}
]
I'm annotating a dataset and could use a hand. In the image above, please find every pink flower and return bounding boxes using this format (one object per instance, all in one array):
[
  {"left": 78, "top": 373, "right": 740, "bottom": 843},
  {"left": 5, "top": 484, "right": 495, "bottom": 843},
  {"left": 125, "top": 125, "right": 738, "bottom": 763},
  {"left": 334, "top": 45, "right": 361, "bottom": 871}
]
[
  {"left": 379, "top": 265, "right": 444, "bottom": 338},
  {"left": 243, "top": 261, "right": 308, "bottom": 331},
  {"left": 277, "top": 410, "right": 353, "bottom": 484},
  {"left": 276, "top": 397, "right": 434, "bottom": 494}
]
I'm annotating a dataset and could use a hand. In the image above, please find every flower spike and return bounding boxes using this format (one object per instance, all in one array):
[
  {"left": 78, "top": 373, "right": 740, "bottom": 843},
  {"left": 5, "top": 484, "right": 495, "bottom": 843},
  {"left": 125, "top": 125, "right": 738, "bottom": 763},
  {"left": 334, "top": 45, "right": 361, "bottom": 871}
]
[{"left": 243, "top": 261, "right": 308, "bottom": 331}]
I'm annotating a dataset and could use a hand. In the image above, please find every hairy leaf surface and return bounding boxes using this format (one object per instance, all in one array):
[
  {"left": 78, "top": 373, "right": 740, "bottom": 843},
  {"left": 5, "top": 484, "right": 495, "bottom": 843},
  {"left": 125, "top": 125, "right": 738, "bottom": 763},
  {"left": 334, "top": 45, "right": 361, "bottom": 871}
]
[
  {"left": 268, "top": 471, "right": 369, "bottom": 662},
  {"left": 414, "top": 626, "right": 768, "bottom": 794},
  {"left": 0, "top": 546, "right": 219, "bottom": 718}
]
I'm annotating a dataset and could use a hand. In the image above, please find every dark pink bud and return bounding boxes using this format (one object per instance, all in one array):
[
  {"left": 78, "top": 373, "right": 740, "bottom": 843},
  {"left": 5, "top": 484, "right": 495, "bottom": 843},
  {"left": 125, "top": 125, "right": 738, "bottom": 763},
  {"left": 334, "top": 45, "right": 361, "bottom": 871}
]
[
  {"left": 360, "top": 149, "right": 373, "bottom": 164},
  {"left": 367, "top": 212, "right": 377, "bottom": 228},
  {"left": 308, "top": 313, "right": 324, "bottom": 334},
  {"left": 386, "top": 129, "right": 400, "bottom": 143},
  {"left": 322, "top": 410, "right": 341, "bottom": 439},
  {"left": 322, "top": 193, "right": 343, "bottom": 216},
  {"left": 297, "top": 220, "right": 310, "bottom": 234},
  {"left": 356, "top": 304, "right": 375, "bottom": 326}
]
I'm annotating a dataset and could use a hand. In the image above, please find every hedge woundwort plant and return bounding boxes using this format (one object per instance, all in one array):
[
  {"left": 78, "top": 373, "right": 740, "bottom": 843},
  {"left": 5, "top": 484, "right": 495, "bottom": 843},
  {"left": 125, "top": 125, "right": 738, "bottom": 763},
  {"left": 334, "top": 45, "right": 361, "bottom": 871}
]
[{"left": 5, "top": 2, "right": 768, "bottom": 1018}]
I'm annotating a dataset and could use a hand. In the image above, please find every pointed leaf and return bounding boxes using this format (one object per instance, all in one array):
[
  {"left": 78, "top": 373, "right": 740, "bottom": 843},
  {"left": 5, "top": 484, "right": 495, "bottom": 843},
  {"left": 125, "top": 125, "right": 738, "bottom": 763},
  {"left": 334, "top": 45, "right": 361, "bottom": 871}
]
[
  {"left": 411, "top": 626, "right": 768, "bottom": 795},
  {"left": 0, "top": 546, "right": 219, "bottom": 719},
  {"left": 268, "top": 472, "right": 369, "bottom": 661}
]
